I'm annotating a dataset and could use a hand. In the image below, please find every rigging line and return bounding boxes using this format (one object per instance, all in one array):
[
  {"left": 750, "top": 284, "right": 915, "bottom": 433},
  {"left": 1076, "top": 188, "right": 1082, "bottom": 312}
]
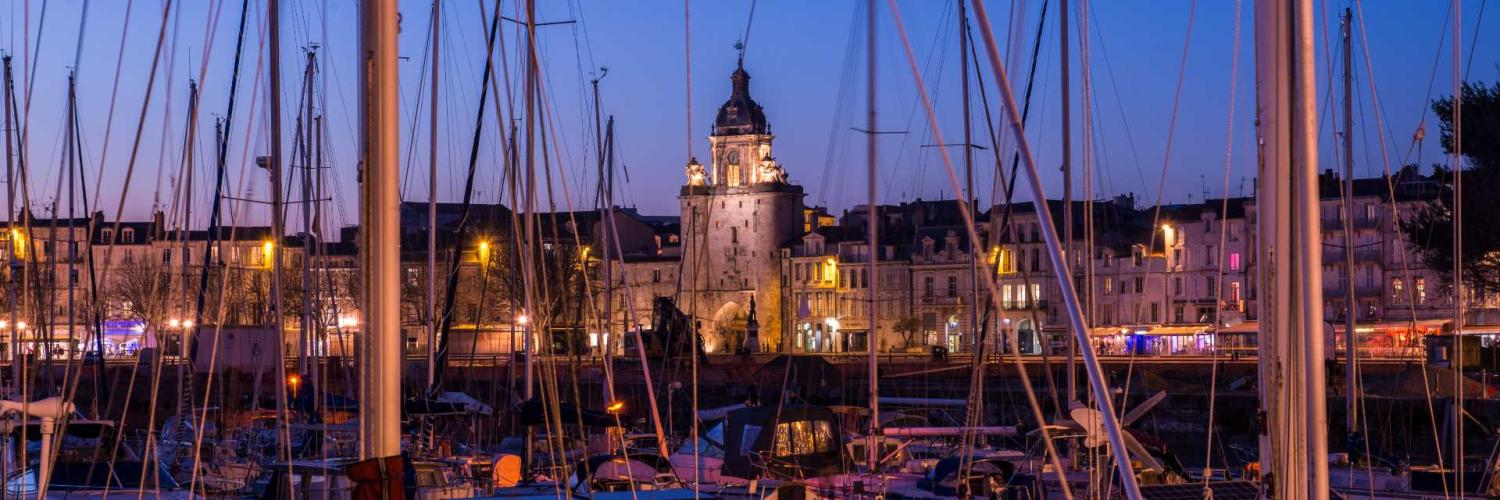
[
  {"left": 399, "top": 14, "right": 437, "bottom": 202},
  {"left": 1449, "top": 0, "right": 1464, "bottom": 490},
  {"left": 1464, "top": 0, "right": 1487, "bottom": 79},
  {"left": 1116, "top": 0, "right": 1196, "bottom": 421},
  {"left": 87, "top": 0, "right": 136, "bottom": 217},
  {"left": 1348, "top": 42, "right": 1381, "bottom": 497},
  {"left": 1410, "top": 0, "right": 1453, "bottom": 169},
  {"left": 69, "top": 0, "right": 88, "bottom": 73},
  {"left": 892, "top": 4, "right": 955, "bottom": 201},
  {"left": 817, "top": 6, "right": 862, "bottom": 208},
  {"left": 433, "top": 0, "right": 502, "bottom": 395},
  {"left": 150, "top": 0, "right": 186, "bottom": 215},
  {"left": 74, "top": 0, "right": 173, "bottom": 489},
  {"left": 967, "top": 0, "right": 1066, "bottom": 421},
  {"left": 21, "top": 0, "right": 47, "bottom": 139},
  {"left": 184, "top": 0, "right": 255, "bottom": 491},
  {"left": 1201, "top": 0, "right": 1243, "bottom": 489},
  {"left": 739, "top": 0, "right": 759, "bottom": 63},
  {"left": 889, "top": 1, "right": 1088, "bottom": 497},
  {"left": 969, "top": 0, "right": 1161, "bottom": 495},
  {"left": 1083, "top": 6, "right": 1148, "bottom": 196}
]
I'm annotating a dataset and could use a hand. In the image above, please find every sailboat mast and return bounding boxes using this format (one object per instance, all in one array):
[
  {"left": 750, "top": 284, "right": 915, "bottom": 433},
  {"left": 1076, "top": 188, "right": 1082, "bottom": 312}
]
[
  {"left": 3, "top": 56, "right": 17, "bottom": 392},
  {"left": 426, "top": 0, "right": 440, "bottom": 390},
  {"left": 959, "top": 0, "right": 981, "bottom": 375},
  {"left": 266, "top": 0, "right": 292, "bottom": 452},
  {"left": 299, "top": 49, "right": 319, "bottom": 405},
  {"left": 593, "top": 75, "right": 614, "bottom": 404},
  {"left": 1060, "top": 0, "right": 1076, "bottom": 408},
  {"left": 178, "top": 80, "right": 197, "bottom": 418},
  {"left": 357, "top": 0, "right": 403, "bottom": 461},
  {"left": 1253, "top": 0, "right": 1329, "bottom": 495},
  {"left": 65, "top": 74, "right": 78, "bottom": 402},
  {"left": 864, "top": 0, "right": 882, "bottom": 473},
  {"left": 1340, "top": 7, "right": 1359, "bottom": 440}
]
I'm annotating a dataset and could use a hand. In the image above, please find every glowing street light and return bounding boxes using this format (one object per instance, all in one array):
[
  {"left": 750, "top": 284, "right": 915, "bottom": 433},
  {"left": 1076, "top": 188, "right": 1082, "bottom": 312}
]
[
  {"left": 262, "top": 240, "right": 276, "bottom": 267},
  {"left": 168, "top": 319, "right": 181, "bottom": 328},
  {"left": 605, "top": 401, "right": 625, "bottom": 414},
  {"left": 516, "top": 314, "right": 530, "bottom": 326}
]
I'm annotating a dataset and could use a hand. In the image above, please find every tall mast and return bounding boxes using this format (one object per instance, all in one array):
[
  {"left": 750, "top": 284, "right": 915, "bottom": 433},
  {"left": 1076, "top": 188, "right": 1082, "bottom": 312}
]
[
  {"left": 1060, "top": 0, "right": 1076, "bottom": 407},
  {"left": 3, "top": 57, "right": 17, "bottom": 392},
  {"left": 299, "top": 49, "right": 319, "bottom": 408},
  {"left": 177, "top": 80, "right": 198, "bottom": 418},
  {"left": 864, "top": 0, "right": 882, "bottom": 472},
  {"left": 1448, "top": 0, "right": 1466, "bottom": 487},
  {"left": 1253, "top": 0, "right": 1329, "bottom": 495},
  {"left": 426, "top": 0, "right": 440, "bottom": 389},
  {"left": 1340, "top": 7, "right": 1359, "bottom": 443},
  {"left": 593, "top": 73, "right": 613, "bottom": 405},
  {"left": 959, "top": 0, "right": 980, "bottom": 371},
  {"left": 357, "top": 0, "right": 402, "bottom": 462},
  {"left": 267, "top": 0, "right": 291, "bottom": 453},
  {"left": 65, "top": 74, "right": 79, "bottom": 404},
  {"left": 520, "top": 0, "right": 541, "bottom": 468}
]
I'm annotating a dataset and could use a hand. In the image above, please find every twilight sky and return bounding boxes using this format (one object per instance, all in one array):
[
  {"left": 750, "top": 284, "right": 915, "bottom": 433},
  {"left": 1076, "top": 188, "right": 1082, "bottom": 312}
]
[{"left": 2, "top": 0, "right": 1496, "bottom": 230}]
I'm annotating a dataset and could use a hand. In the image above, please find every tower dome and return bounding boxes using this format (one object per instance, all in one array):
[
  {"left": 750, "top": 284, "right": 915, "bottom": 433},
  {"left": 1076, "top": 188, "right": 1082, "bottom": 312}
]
[{"left": 713, "top": 62, "right": 769, "bottom": 136}]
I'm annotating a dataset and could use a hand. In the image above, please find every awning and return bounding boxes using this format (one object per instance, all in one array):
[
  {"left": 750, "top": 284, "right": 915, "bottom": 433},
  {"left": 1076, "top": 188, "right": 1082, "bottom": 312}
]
[
  {"left": 1332, "top": 320, "right": 1448, "bottom": 333},
  {"left": 1090, "top": 327, "right": 1133, "bottom": 337},
  {"left": 1216, "top": 321, "right": 1258, "bottom": 334},
  {"left": 1143, "top": 325, "right": 1212, "bottom": 336}
]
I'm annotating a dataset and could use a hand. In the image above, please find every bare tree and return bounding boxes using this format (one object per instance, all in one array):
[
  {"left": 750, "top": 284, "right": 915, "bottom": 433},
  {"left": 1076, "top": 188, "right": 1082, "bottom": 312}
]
[{"left": 105, "top": 260, "right": 175, "bottom": 344}]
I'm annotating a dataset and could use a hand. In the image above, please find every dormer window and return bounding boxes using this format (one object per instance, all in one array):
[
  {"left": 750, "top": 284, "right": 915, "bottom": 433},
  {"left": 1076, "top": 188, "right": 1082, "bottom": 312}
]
[
  {"left": 101, "top": 228, "right": 114, "bottom": 244},
  {"left": 121, "top": 228, "right": 136, "bottom": 243}
]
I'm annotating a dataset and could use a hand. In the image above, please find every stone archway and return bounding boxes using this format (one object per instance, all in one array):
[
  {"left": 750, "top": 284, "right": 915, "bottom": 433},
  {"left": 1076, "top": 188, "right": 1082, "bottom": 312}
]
[{"left": 709, "top": 301, "right": 746, "bottom": 354}]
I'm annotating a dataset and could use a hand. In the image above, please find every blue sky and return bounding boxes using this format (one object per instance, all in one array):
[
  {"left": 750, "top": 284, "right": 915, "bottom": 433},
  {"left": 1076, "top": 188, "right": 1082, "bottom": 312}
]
[{"left": 2, "top": 0, "right": 1496, "bottom": 229}]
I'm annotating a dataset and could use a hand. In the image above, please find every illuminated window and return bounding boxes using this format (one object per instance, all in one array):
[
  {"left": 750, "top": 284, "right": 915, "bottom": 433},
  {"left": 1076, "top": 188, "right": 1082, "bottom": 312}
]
[
  {"left": 772, "top": 420, "right": 835, "bottom": 457},
  {"left": 1229, "top": 252, "right": 1242, "bottom": 271},
  {"left": 1416, "top": 277, "right": 1426, "bottom": 305},
  {"left": 1391, "top": 278, "right": 1404, "bottom": 299}
]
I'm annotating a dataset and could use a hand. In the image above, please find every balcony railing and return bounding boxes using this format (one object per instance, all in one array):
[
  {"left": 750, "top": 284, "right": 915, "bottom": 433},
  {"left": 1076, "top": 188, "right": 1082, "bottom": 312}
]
[
  {"left": 921, "top": 295, "right": 963, "bottom": 306},
  {"left": 1002, "top": 299, "right": 1048, "bottom": 311}
]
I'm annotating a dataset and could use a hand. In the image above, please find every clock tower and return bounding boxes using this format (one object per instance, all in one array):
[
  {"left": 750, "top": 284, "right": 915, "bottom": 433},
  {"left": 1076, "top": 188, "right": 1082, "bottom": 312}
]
[{"left": 679, "top": 61, "right": 803, "bottom": 352}]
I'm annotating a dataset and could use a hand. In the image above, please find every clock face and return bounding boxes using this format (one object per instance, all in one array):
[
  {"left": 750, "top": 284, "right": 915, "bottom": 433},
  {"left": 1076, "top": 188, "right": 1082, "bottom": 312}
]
[{"left": 727, "top": 150, "right": 740, "bottom": 165}]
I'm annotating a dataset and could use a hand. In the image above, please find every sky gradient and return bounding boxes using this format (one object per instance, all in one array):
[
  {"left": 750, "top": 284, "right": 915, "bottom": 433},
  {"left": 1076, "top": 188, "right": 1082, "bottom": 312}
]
[{"left": 2, "top": 0, "right": 1496, "bottom": 230}]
